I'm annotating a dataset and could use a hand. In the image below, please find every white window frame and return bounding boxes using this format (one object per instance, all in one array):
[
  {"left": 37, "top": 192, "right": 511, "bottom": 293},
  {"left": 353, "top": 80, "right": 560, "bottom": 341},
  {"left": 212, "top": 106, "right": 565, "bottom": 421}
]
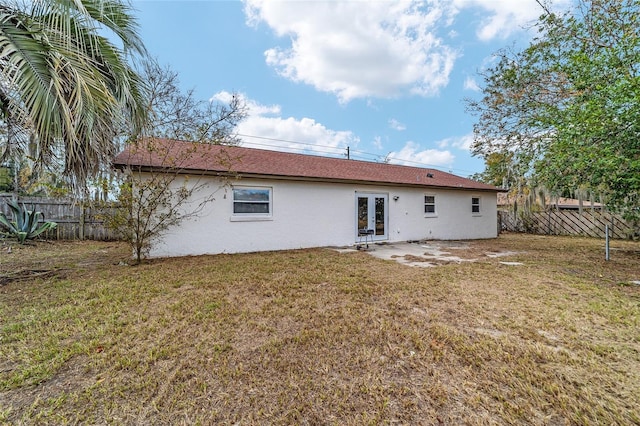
[
  {"left": 230, "top": 186, "right": 273, "bottom": 221},
  {"left": 471, "top": 196, "right": 481, "bottom": 216},
  {"left": 424, "top": 194, "right": 437, "bottom": 217}
]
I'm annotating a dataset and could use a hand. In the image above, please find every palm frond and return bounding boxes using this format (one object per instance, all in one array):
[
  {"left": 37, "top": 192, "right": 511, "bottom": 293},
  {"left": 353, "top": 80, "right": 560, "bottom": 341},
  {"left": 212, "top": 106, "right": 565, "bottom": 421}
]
[{"left": 0, "top": 0, "right": 147, "bottom": 193}]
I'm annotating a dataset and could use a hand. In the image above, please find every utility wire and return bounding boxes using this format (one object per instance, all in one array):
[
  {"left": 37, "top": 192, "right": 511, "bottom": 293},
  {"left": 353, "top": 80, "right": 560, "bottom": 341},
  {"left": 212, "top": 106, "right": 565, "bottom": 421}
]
[
  {"left": 235, "top": 133, "right": 478, "bottom": 176},
  {"left": 237, "top": 135, "right": 346, "bottom": 157},
  {"left": 238, "top": 137, "right": 388, "bottom": 165}
]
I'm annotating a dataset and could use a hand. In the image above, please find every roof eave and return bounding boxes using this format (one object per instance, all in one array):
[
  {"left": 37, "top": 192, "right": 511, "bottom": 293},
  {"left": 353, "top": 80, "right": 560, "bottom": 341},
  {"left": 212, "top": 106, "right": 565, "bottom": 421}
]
[{"left": 113, "top": 163, "right": 501, "bottom": 192}]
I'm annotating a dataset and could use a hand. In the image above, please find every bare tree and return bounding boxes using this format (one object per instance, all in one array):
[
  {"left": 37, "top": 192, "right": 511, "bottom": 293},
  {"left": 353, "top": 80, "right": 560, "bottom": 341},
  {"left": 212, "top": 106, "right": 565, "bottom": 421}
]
[
  {"left": 104, "top": 60, "right": 247, "bottom": 262},
  {"left": 141, "top": 59, "right": 245, "bottom": 144}
]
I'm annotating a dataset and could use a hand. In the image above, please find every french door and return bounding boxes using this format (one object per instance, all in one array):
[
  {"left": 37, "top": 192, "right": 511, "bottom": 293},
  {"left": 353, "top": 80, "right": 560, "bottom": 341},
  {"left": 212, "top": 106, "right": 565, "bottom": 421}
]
[{"left": 356, "top": 193, "right": 388, "bottom": 241}]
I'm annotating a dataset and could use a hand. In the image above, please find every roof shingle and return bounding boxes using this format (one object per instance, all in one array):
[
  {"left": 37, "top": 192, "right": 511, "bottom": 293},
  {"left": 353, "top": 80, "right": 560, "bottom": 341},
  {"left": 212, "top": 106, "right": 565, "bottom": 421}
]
[{"left": 113, "top": 138, "right": 500, "bottom": 192}]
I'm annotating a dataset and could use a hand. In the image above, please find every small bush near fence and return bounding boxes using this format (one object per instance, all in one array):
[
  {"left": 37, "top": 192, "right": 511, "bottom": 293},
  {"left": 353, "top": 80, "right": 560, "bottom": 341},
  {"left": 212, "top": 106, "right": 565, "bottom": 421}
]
[
  {"left": 0, "top": 195, "right": 119, "bottom": 241},
  {"left": 499, "top": 210, "right": 637, "bottom": 239}
]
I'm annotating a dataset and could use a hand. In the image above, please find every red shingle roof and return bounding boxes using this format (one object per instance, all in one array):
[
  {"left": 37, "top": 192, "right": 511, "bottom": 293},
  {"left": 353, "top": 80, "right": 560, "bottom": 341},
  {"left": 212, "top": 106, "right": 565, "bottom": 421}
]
[{"left": 113, "top": 138, "right": 500, "bottom": 192}]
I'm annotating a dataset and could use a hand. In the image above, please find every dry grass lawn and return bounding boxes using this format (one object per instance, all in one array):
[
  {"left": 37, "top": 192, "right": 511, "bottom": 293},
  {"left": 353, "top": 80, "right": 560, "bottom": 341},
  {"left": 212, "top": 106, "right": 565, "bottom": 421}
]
[{"left": 1, "top": 233, "right": 639, "bottom": 425}]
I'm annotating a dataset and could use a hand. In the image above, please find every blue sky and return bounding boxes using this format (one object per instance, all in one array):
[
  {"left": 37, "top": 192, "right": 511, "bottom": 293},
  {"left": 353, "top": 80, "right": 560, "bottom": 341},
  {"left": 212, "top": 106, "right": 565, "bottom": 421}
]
[{"left": 131, "top": 0, "right": 571, "bottom": 178}]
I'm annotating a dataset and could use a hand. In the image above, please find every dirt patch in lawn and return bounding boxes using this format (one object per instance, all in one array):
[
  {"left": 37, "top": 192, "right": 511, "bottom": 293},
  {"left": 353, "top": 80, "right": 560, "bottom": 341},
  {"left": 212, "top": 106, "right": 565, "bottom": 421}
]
[{"left": 0, "top": 240, "right": 128, "bottom": 284}]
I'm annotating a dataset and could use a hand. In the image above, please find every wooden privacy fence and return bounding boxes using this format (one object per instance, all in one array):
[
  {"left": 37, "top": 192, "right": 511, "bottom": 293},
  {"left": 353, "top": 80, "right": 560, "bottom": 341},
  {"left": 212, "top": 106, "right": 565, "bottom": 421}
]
[
  {"left": 0, "top": 195, "right": 119, "bottom": 241},
  {"left": 498, "top": 210, "right": 637, "bottom": 239}
]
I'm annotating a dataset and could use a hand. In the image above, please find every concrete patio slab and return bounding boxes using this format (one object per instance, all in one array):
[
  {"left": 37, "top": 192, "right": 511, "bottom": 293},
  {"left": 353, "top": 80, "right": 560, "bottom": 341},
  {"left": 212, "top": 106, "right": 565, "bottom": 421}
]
[{"left": 334, "top": 241, "right": 523, "bottom": 267}]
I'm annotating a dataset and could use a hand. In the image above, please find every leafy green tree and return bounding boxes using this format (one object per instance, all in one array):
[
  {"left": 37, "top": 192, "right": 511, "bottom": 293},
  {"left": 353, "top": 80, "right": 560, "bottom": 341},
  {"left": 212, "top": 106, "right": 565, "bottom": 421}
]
[
  {"left": 0, "top": 0, "right": 147, "bottom": 193},
  {"left": 0, "top": 164, "right": 15, "bottom": 192},
  {"left": 468, "top": 0, "right": 640, "bottom": 220},
  {"left": 471, "top": 151, "right": 523, "bottom": 189}
]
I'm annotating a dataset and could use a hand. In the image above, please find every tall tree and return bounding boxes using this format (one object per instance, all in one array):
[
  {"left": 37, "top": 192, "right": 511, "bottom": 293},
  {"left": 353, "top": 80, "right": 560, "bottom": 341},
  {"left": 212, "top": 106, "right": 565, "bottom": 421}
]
[
  {"left": 105, "top": 61, "right": 248, "bottom": 262},
  {"left": 468, "top": 0, "right": 640, "bottom": 220},
  {"left": 140, "top": 59, "right": 245, "bottom": 144},
  {"left": 0, "top": 0, "right": 147, "bottom": 192}
]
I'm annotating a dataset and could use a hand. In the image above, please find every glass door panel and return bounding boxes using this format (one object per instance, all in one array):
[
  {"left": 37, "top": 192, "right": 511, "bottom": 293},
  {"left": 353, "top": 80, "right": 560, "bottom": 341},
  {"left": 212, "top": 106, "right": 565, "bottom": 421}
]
[
  {"left": 375, "top": 197, "right": 385, "bottom": 236},
  {"left": 355, "top": 193, "right": 388, "bottom": 241},
  {"left": 357, "top": 197, "right": 368, "bottom": 231}
]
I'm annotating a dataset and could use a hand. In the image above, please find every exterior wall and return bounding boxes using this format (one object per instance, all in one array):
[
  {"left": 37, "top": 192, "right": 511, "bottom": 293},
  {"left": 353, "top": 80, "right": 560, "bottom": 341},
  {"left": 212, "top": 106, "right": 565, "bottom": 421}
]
[{"left": 149, "top": 175, "right": 498, "bottom": 258}]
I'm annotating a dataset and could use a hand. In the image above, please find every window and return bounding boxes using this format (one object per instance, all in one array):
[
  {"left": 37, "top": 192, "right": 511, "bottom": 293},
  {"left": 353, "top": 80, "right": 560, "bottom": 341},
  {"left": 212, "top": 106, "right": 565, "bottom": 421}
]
[
  {"left": 424, "top": 195, "right": 436, "bottom": 215},
  {"left": 232, "top": 187, "right": 271, "bottom": 216},
  {"left": 472, "top": 196, "right": 481, "bottom": 214}
]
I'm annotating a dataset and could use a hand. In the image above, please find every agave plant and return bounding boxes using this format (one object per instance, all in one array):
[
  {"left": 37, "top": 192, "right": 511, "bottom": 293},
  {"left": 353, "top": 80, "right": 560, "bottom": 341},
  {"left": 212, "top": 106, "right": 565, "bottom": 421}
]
[{"left": 0, "top": 200, "right": 57, "bottom": 244}]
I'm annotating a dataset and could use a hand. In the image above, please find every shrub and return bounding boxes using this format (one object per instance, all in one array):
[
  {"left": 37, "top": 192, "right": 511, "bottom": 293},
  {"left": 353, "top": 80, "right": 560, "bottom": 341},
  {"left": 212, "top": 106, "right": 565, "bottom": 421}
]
[{"left": 0, "top": 200, "right": 57, "bottom": 244}]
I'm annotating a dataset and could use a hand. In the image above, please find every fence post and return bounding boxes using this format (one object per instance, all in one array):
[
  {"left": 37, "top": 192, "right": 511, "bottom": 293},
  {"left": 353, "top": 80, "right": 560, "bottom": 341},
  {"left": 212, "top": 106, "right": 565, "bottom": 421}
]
[
  {"left": 605, "top": 224, "right": 610, "bottom": 261},
  {"left": 611, "top": 216, "right": 615, "bottom": 239},
  {"left": 79, "top": 202, "right": 85, "bottom": 240}
]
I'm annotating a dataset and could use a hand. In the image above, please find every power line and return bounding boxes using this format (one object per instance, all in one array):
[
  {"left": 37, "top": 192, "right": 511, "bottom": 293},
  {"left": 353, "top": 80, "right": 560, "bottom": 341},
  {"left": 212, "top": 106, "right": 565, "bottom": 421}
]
[
  {"left": 236, "top": 133, "right": 334, "bottom": 149},
  {"left": 238, "top": 137, "right": 384, "bottom": 164},
  {"left": 237, "top": 139, "right": 346, "bottom": 158},
  {"left": 235, "top": 132, "right": 479, "bottom": 176}
]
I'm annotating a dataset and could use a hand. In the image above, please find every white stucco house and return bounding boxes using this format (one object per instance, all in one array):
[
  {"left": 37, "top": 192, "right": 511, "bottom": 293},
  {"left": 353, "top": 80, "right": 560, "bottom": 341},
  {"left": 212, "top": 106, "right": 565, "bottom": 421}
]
[{"left": 114, "top": 138, "right": 502, "bottom": 258}]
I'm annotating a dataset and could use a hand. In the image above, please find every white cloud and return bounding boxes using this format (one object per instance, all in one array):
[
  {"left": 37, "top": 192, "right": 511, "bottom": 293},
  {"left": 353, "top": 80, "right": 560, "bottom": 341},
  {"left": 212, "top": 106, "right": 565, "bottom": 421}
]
[
  {"left": 387, "top": 141, "right": 454, "bottom": 167},
  {"left": 211, "top": 91, "right": 280, "bottom": 116},
  {"left": 241, "top": 0, "right": 575, "bottom": 102},
  {"left": 388, "top": 119, "right": 406, "bottom": 131},
  {"left": 212, "top": 91, "right": 359, "bottom": 156},
  {"left": 463, "top": 76, "right": 480, "bottom": 92},
  {"left": 436, "top": 133, "right": 474, "bottom": 151},
  {"left": 450, "top": 0, "right": 572, "bottom": 41},
  {"left": 243, "top": 0, "right": 458, "bottom": 103},
  {"left": 372, "top": 136, "right": 383, "bottom": 150}
]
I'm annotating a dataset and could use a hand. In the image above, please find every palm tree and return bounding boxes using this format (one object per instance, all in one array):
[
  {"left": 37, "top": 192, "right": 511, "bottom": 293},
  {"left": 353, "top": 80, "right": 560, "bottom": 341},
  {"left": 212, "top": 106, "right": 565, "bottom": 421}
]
[{"left": 0, "top": 0, "right": 147, "bottom": 192}]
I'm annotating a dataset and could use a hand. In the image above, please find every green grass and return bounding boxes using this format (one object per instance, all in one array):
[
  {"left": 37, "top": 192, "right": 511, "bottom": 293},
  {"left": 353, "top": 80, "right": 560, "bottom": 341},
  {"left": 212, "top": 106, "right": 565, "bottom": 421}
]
[{"left": 1, "top": 235, "right": 639, "bottom": 424}]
